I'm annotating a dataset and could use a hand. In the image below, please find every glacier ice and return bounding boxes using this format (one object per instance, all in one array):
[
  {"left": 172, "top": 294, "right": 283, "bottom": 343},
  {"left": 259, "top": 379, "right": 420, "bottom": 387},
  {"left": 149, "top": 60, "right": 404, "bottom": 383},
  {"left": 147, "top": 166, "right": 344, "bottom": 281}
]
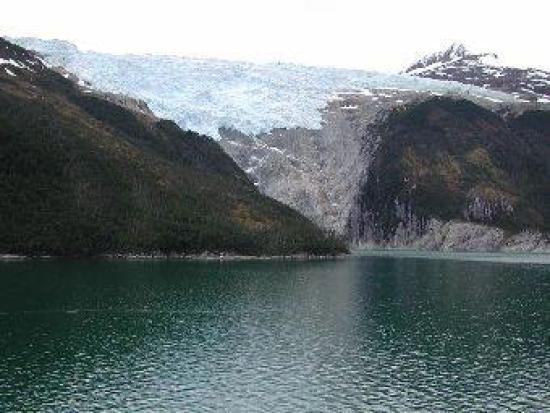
[{"left": 13, "top": 37, "right": 519, "bottom": 139}]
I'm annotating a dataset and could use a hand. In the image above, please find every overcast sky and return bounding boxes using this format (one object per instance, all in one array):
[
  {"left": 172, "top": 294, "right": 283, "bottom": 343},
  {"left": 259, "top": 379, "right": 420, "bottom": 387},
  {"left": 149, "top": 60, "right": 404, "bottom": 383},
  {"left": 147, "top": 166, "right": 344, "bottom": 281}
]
[{"left": 2, "top": 0, "right": 549, "bottom": 72}]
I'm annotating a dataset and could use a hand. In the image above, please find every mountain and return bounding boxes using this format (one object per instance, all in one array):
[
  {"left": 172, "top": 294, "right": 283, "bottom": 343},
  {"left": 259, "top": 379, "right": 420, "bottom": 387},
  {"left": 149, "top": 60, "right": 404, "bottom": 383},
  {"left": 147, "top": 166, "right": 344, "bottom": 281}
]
[
  {"left": 405, "top": 43, "right": 550, "bottom": 103},
  {"left": 348, "top": 97, "right": 550, "bottom": 251},
  {"left": 0, "top": 38, "right": 345, "bottom": 257},
  {"left": 12, "top": 37, "right": 550, "bottom": 252}
]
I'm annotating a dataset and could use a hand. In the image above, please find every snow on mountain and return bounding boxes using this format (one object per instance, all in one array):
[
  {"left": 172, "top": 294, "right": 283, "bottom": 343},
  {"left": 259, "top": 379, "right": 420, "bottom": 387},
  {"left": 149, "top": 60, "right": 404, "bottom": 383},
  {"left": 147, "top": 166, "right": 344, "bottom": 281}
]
[
  {"left": 405, "top": 43, "right": 550, "bottom": 102},
  {"left": 0, "top": 39, "right": 46, "bottom": 77},
  {"left": 12, "top": 37, "right": 519, "bottom": 138}
]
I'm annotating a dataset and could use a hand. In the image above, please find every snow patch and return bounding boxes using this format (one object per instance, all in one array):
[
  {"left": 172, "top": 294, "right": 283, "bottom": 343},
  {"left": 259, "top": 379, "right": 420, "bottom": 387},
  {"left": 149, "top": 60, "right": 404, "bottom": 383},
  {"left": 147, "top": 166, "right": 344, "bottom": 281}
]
[
  {"left": 0, "top": 58, "right": 24, "bottom": 68},
  {"left": 474, "top": 95, "right": 503, "bottom": 103}
]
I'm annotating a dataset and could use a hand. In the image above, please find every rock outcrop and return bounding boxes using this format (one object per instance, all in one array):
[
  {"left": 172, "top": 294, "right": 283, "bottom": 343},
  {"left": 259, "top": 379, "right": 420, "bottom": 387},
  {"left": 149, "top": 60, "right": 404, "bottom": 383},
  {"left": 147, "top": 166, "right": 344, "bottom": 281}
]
[{"left": 366, "top": 219, "right": 550, "bottom": 253}]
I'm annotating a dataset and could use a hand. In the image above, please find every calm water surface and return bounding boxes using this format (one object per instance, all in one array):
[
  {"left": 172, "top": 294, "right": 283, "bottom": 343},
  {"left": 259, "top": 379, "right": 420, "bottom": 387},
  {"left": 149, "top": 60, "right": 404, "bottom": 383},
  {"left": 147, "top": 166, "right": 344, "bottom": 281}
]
[{"left": 0, "top": 253, "right": 549, "bottom": 411}]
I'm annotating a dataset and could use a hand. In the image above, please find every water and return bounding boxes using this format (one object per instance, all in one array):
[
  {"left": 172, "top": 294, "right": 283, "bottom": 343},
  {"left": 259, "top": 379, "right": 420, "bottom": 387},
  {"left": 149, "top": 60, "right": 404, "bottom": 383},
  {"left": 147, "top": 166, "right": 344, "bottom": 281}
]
[{"left": 0, "top": 253, "right": 548, "bottom": 411}]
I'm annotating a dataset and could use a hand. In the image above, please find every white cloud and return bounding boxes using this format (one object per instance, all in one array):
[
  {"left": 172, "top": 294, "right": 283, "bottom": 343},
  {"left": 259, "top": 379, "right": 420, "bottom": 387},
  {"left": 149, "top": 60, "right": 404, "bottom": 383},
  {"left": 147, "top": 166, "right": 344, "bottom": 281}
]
[{"left": 1, "top": 0, "right": 549, "bottom": 72}]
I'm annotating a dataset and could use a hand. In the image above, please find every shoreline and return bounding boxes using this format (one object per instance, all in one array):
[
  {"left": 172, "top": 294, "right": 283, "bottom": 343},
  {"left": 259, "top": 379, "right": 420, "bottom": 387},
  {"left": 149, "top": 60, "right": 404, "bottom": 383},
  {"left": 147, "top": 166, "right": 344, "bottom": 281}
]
[
  {"left": 0, "top": 252, "right": 348, "bottom": 262},
  {"left": 101, "top": 252, "right": 348, "bottom": 262},
  {"left": 3, "top": 248, "right": 550, "bottom": 263}
]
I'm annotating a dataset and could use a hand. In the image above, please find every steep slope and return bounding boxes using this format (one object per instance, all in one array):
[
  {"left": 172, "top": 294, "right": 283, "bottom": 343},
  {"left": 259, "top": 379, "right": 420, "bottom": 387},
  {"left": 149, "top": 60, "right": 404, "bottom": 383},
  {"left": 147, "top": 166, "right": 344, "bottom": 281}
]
[
  {"left": 0, "top": 38, "right": 345, "bottom": 257},
  {"left": 348, "top": 97, "right": 550, "bottom": 251},
  {"left": 405, "top": 44, "right": 550, "bottom": 103}
]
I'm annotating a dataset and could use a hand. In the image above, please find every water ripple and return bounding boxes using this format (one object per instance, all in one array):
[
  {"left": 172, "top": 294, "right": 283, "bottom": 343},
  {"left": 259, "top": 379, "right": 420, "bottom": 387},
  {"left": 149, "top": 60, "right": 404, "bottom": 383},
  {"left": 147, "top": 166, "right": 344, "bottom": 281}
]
[{"left": 0, "top": 257, "right": 548, "bottom": 411}]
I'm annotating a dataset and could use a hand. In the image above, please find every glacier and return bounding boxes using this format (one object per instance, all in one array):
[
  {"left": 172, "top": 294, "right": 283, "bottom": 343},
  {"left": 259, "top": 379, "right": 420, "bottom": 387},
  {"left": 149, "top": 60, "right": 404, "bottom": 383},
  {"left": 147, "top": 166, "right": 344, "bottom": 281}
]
[{"left": 13, "top": 37, "right": 519, "bottom": 139}]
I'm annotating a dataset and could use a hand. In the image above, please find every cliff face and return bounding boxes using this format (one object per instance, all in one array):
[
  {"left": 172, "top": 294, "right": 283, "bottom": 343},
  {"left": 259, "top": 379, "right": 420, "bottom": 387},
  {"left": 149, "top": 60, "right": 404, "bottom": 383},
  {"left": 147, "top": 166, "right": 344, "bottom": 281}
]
[
  {"left": 0, "top": 38, "right": 346, "bottom": 256},
  {"left": 348, "top": 97, "right": 550, "bottom": 251},
  {"left": 220, "top": 88, "right": 443, "bottom": 235},
  {"left": 220, "top": 96, "right": 369, "bottom": 235}
]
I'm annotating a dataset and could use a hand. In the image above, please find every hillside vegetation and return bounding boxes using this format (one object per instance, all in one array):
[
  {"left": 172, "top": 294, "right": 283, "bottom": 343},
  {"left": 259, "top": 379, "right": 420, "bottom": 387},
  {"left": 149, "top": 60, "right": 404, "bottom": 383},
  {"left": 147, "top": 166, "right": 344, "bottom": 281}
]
[{"left": 351, "top": 97, "right": 550, "bottom": 241}]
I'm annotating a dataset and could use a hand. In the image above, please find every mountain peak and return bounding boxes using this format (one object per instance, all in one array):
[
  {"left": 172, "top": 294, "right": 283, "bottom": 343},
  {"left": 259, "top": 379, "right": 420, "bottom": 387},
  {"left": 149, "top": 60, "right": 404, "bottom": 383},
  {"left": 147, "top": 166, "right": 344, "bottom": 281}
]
[
  {"left": 405, "top": 43, "right": 503, "bottom": 75},
  {"left": 404, "top": 42, "right": 549, "bottom": 102}
]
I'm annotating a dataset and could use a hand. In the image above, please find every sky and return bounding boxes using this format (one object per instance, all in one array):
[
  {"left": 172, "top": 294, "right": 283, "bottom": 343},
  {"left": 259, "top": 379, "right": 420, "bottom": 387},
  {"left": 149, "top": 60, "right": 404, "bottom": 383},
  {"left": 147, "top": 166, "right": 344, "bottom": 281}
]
[{"left": 1, "top": 0, "right": 549, "bottom": 72}]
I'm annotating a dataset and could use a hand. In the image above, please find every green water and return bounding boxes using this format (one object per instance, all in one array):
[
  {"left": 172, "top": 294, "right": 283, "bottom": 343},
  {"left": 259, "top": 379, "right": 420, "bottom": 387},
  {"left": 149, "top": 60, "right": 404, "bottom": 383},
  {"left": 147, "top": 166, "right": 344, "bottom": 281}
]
[{"left": 0, "top": 253, "right": 548, "bottom": 411}]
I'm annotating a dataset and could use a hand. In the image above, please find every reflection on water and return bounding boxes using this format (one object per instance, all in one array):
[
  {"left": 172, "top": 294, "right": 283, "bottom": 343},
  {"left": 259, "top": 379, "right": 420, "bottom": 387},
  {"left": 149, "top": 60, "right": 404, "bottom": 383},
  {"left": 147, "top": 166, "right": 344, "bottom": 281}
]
[
  {"left": 356, "top": 249, "right": 550, "bottom": 265},
  {"left": 0, "top": 255, "right": 548, "bottom": 411}
]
